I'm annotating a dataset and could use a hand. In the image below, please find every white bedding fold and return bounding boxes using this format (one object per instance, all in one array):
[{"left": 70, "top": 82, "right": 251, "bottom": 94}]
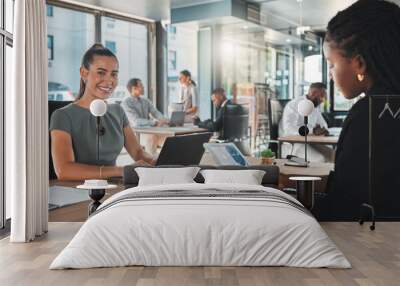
[{"left": 50, "top": 183, "right": 351, "bottom": 269}]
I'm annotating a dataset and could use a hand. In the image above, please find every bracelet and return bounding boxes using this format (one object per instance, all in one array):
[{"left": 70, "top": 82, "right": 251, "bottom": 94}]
[{"left": 99, "top": 165, "right": 105, "bottom": 179}]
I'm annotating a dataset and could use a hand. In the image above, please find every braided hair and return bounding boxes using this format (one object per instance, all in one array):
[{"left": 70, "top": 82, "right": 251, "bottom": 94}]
[
  {"left": 325, "top": 0, "right": 400, "bottom": 93},
  {"left": 77, "top": 43, "right": 118, "bottom": 100}
]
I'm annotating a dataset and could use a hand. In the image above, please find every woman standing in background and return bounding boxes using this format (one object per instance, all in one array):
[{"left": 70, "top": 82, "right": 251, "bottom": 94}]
[{"left": 179, "top": 70, "right": 198, "bottom": 121}]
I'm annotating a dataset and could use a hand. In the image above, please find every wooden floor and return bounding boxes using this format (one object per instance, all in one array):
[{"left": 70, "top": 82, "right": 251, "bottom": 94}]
[{"left": 1, "top": 222, "right": 400, "bottom": 286}]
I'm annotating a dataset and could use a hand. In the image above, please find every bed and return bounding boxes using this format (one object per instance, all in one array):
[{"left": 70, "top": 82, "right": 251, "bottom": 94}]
[{"left": 50, "top": 181, "right": 350, "bottom": 269}]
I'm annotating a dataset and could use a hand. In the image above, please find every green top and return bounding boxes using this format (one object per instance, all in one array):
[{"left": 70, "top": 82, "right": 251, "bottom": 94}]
[{"left": 50, "top": 103, "right": 129, "bottom": 166}]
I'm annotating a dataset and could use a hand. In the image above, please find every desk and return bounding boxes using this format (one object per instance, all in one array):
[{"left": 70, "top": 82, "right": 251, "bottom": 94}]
[
  {"left": 275, "top": 159, "right": 333, "bottom": 192},
  {"left": 273, "top": 159, "right": 333, "bottom": 177},
  {"left": 278, "top": 135, "right": 338, "bottom": 145},
  {"left": 133, "top": 124, "right": 208, "bottom": 141},
  {"left": 277, "top": 135, "right": 339, "bottom": 159},
  {"left": 201, "top": 153, "right": 333, "bottom": 191},
  {"left": 202, "top": 155, "right": 333, "bottom": 176}
]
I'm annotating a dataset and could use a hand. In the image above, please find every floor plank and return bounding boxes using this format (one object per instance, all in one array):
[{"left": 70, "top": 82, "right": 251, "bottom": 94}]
[{"left": 1, "top": 222, "right": 399, "bottom": 286}]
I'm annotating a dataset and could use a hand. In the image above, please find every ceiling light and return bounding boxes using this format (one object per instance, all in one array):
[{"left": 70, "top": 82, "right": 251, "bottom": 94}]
[
  {"left": 296, "top": 26, "right": 311, "bottom": 35},
  {"left": 308, "top": 45, "right": 313, "bottom": 51},
  {"left": 243, "top": 25, "right": 248, "bottom": 29},
  {"left": 286, "top": 38, "right": 292, "bottom": 43}
]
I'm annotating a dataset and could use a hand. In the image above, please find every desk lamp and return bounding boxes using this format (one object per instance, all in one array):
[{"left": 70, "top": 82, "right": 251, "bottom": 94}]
[
  {"left": 85, "top": 99, "right": 107, "bottom": 215},
  {"left": 297, "top": 98, "right": 314, "bottom": 166},
  {"left": 90, "top": 99, "right": 107, "bottom": 161}
]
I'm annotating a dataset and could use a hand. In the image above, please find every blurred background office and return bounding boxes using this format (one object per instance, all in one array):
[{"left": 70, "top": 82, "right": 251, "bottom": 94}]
[
  {"left": 42, "top": 0, "right": 362, "bottom": 154},
  {"left": 3, "top": 0, "right": 400, "bottom": 226}
]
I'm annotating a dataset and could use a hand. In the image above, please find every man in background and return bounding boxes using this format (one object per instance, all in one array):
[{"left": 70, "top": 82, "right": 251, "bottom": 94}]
[
  {"left": 193, "top": 88, "right": 231, "bottom": 138},
  {"left": 121, "top": 78, "right": 168, "bottom": 154},
  {"left": 279, "top": 82, "right": 333, "bottom": 162}
]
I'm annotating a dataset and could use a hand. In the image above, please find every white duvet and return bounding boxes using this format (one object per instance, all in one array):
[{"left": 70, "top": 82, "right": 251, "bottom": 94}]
[{"left": 50, "top": 183, "right": 351, "bottom": 269}]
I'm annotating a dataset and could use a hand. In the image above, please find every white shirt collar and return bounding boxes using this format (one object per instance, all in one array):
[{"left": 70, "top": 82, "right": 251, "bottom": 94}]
[{"left": 221, "top": 99, "right": 229, "bottom": 108}]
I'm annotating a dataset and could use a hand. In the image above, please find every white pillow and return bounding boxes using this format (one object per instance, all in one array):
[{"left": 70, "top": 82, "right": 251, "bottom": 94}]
[
  {"left": 135, "top": 167, "right": 200, "bottom": 186},
  {"left": 200, "top": 169, "right": 265, "bottom": 185}
]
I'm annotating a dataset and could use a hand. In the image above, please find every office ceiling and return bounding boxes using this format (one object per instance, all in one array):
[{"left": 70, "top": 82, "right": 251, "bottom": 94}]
[
  {"left": 172, "top": 0, "right": 400, "bottom": 31},
  {"left": 260, "top": 0, "right": 357, "bottom": 31},
  {"left": 76, "top": 0, "right": 170, "bottom": 21},
  {"left": 75, "top": 0, "right": 400, "bottom": 25},
  {"left": 171, "top": 0, "right": 225, "bottom": 8}
]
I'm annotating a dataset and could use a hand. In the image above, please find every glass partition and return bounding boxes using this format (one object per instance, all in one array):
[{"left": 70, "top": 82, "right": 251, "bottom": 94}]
[
  {"left": 1, "top": 0, "right": 14, "bottom": 228},
  {"left": 167, "top": 24, "right": 198, "bottom": 114},
  {"left": 218, "top": 22, "right": 308, "bottom": 101},
  {"left": 5, "top": 44, "right": 11, "bottom": 220},
  {"left": 5, "top": 0, "right": 14, "bottom": 33},
  {"left": 102, "top": 16, "right": 149, "bottom": 103},
  {"left": 47, "top": 5, "right": 95, "bottom": 101}
]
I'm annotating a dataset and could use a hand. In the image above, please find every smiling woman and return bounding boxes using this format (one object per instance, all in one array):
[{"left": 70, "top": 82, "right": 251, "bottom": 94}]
[{"left": 49, "top": 44, "right": 155, "bottom": 181}]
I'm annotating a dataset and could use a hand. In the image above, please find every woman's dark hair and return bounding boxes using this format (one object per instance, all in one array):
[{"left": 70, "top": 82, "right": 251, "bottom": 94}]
[
  {"left": 126, "top": 78, "right": 141, "bottom": 93},
  {"left": 76, "top": 43, "right": 118, "bottom": 100},
  {"left": 180, "top": 69, "right": 196, "bottom": 86},
  {"left": 325, "top": 0, "right": 400, "bottom": 93}
]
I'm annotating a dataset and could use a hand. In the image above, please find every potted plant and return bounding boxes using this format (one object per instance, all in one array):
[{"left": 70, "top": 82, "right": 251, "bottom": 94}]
[{"left": 260, "top": 148, "right": 275, "bottom": 165}]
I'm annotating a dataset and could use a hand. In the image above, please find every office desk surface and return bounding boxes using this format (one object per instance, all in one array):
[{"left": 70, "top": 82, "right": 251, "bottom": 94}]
[
  {"left": 133, "top": 124, "right": 208, "bottom": 136},
  {"left": 274, "top": 159, "right": 333, "bottom": 177},
  {"left": 201, "top": 154, "right": 333, "bottom": 177},
  {"left": 278, "top": 135, "right": 339, "bottom": 145}
]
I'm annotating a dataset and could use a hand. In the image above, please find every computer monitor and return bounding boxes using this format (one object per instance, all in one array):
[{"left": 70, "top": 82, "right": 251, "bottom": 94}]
[{"left": 156, "top": 132, "right": 213, "bottom": 165}]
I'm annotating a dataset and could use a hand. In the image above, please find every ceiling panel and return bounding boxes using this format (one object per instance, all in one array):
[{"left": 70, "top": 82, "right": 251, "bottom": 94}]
[
  {"left": 76, "top": 0, "right": 170, "bottom": 21},
  {"left": 171, "top": 0, "right": 224, "bottom": 9},
  {"left": 260, "top": 0, "right": 400, "bottom": 31}
]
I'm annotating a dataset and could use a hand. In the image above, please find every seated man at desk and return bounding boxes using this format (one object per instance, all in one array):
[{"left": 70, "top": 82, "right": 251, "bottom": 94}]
[
  {"left": 121, "top": 78, "right": 168, "bottom": 154},
  {"left": 279, "top": 82, "right": 333, "bottom": 162},
  {"left": 193, "top": 88, "right": 231, "bottom": 138}
]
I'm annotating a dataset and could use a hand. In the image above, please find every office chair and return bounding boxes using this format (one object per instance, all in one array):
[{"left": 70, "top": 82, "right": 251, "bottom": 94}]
[
  {"left": 221, "top": 104, "right": 251, "bottom": 155},
  {"left": 267, "top": 98, "right": 284, "bottom": 157},
  {"left": 48, "top": 100, "right": 72, "bottom": 180}
]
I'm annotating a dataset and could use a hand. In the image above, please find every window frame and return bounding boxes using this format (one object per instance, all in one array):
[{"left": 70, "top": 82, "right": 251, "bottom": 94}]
[
  {"left": 1, "top": 0, "right": 14, "bottom": 230},
  {"left": 46, "top": 0, "right": 156, "bottom": 102},
  {"left": 47, "top": 34, "right": 54, "bottom": 60}
]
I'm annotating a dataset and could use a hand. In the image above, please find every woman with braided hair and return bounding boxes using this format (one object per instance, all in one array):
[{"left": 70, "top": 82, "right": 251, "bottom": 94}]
[{"left": 312, "top": 0, "right": 400, "bottom": 220}]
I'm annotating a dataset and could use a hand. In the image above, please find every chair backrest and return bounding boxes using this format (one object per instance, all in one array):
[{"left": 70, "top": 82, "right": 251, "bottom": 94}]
[
  {"left": 222, "top": 104, "right": 249, "bottom": 141},
  {"left": 267, "top": 98, "right": 283, "bottom": 141},
  {"left": 49, "top": 101, "right": 72, "bottom": 179}
]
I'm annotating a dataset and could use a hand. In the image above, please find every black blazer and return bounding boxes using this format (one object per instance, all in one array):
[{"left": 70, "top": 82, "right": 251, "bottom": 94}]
[
  {"left": 313, "top": 96, "right": 369, "bottom": 221},
  {"left": 313, "top": 86, "right": 400, "bottom": 220},
  {"left": 197, "top": 100, "right": 232, "bottom": 133}
]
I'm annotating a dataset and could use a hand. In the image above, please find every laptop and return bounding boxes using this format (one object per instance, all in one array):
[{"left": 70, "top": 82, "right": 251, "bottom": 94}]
[
  {"left": 156, "top": 132, "right": 213, "bottom": 165},
  {"left": 169, "top": 111, "right": 185, "bottom": 127},
  {"left": 204, "top": 143, "right": 249, "bottom": 166}
]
